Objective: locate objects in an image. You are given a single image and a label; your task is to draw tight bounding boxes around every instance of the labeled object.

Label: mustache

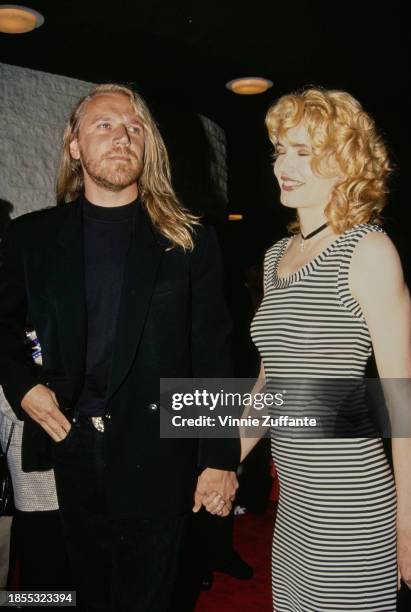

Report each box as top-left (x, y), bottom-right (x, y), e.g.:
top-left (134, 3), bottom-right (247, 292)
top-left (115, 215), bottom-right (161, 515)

top-left (104, 148), bottom-right (138, 160)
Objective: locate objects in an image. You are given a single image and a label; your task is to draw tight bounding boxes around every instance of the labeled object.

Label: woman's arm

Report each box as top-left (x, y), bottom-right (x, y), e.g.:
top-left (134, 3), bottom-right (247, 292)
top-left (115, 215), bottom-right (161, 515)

top-left (240, 361), bottom-right (268, 462)
top-left (350, 231), bottom-right (411, 589)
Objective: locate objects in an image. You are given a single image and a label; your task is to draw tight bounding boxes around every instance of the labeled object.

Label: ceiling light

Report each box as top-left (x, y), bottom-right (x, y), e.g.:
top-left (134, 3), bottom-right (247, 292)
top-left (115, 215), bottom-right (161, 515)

top-left (226, 77), bottom-right (273, 95)
top-left (0, 4), bottom-right (44, 34)
top-left (228, 214), bottom-right (243, 221)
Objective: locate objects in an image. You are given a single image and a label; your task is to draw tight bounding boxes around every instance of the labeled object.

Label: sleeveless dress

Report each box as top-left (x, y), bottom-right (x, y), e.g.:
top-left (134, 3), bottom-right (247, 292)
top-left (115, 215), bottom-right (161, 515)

top-left (250, 224), bottom-right (397, 611)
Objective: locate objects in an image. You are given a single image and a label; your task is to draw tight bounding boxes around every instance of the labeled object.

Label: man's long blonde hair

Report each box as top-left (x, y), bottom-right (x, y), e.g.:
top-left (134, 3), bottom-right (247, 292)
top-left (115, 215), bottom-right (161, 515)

top-left (56, 83), bottom-right (200, 250)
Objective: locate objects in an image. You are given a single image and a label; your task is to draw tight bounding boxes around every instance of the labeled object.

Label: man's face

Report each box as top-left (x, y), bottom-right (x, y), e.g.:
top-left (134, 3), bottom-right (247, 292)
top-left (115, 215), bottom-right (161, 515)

top-left (69, 93), bottom-right (145, 192)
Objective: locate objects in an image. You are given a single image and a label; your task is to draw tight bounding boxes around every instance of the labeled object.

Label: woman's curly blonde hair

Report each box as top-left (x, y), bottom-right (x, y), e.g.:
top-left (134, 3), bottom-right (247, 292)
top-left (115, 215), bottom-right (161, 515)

top-left (265, 87), bottom-right (392, 234)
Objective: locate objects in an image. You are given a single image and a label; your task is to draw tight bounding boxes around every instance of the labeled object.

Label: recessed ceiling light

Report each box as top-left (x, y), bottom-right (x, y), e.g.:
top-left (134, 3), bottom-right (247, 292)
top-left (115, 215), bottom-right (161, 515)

top-left (0, 4), bottom-right (44, 34)
top-left (226, 77), bottom-right (273, 95)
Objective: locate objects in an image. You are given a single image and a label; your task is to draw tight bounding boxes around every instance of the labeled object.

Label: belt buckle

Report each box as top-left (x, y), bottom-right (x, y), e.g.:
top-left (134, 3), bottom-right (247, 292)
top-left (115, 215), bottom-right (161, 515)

top-left (91, 416), bottom-right (105, 432)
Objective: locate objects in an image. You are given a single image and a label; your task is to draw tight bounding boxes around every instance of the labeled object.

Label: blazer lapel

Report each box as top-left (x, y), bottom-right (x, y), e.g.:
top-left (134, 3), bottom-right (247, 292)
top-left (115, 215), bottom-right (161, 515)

top-left (106, 207), bottom-right (166, 400)
top-left (49, 201), bottom-right (87, 396)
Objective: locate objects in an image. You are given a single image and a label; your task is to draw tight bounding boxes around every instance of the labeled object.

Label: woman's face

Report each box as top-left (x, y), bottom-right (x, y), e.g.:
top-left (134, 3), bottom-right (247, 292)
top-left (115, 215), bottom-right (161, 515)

top-left (273, 123), bottom-right (341, 211)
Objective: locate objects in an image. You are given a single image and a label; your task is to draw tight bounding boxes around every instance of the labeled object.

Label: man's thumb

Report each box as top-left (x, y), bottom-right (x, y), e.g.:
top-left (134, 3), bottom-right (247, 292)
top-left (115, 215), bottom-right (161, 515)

top-left (192, 490), bottom-right (203, 513)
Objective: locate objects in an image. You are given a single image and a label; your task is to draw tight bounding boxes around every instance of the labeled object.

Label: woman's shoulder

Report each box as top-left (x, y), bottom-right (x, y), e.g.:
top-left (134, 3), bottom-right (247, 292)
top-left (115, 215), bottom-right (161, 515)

top-left (340, 222), bottom-right (395, 250)
top-left (349, 225), bottom-right (407, 319)
top-left (340, 222), bottom-right (385, 243)
top-left (349, 224), bottom-right (399, 266)
top-left (343, 224), bottom-right (404, 293)
top-left (334, 223), bottom-right (391, 257)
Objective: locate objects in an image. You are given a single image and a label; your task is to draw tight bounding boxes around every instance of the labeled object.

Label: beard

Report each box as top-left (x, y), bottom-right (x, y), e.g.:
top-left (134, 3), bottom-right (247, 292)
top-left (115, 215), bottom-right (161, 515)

top-left (80, 147), bottom-right (143, 192)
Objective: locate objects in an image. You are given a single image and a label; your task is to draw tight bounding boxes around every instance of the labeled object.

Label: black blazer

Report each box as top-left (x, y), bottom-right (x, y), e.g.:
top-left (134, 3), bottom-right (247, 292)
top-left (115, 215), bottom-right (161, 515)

top-left (0, 199), bottom-right (239, 517)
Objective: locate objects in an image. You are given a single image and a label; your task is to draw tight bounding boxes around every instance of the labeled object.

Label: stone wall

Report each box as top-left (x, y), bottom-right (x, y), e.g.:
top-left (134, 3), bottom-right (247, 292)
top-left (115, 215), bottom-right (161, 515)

top-left (0, 63), bottom-right (91, 217)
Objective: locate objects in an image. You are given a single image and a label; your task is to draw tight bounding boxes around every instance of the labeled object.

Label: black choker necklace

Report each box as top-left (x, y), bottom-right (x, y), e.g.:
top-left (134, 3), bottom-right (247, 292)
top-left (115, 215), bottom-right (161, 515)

top-left (300, 222), bottom-right (329, 251)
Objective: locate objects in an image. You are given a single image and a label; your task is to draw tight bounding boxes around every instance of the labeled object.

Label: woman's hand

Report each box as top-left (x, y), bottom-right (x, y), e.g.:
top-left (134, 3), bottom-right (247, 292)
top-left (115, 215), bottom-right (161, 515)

top-left (202, 492), bottom-right (230, 516)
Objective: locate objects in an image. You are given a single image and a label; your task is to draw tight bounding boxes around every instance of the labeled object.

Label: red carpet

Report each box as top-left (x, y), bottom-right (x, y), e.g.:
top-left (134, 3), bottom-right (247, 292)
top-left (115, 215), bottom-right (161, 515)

top-left (196, 503), bottom-right (277, 612)
top-left (195, 499), bottom-right (411, 612)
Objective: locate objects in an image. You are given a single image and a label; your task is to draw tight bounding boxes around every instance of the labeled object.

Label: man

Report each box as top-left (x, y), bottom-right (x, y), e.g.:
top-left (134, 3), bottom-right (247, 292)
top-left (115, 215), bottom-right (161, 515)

top-left (0, 84), bottom-right (238, 611)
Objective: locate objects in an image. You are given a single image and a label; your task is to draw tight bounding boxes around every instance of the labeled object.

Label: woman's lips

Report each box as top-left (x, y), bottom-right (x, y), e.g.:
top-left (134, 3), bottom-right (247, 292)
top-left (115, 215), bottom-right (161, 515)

top-left (280, 175), bottom-right (304, 191)
top-left (281, 181), bottom-right (304, 191)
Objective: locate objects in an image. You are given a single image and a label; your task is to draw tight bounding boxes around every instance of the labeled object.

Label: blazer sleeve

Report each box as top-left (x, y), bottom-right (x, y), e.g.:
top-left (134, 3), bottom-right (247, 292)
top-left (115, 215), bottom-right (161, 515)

top-left (190, 223), bottom-right (240, 471)
top-left (0, 220), bottom-right (40, 417)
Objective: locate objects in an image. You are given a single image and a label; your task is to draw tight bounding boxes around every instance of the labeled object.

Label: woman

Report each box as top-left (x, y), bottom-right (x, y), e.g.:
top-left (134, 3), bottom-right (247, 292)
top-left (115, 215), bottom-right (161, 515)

top-left (241, 88), bottom-right (411, 610)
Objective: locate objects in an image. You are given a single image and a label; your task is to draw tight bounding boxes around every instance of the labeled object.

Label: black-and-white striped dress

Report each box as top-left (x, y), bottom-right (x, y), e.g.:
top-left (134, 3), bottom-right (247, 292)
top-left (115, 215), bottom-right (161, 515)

top-left (251, 224), bottom-right (397, 611)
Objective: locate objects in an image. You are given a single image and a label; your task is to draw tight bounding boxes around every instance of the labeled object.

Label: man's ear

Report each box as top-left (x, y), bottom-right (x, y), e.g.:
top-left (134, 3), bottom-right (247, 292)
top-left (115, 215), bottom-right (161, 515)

top-left (69, 138), bottom-right (80, 160)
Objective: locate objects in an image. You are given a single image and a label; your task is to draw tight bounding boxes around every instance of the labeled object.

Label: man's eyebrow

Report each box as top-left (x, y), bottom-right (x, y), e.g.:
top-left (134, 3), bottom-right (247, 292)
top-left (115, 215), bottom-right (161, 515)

top-left (88, 115), bottom-right (142, 125)
top-left (88, 115), bottom-right (113, 124)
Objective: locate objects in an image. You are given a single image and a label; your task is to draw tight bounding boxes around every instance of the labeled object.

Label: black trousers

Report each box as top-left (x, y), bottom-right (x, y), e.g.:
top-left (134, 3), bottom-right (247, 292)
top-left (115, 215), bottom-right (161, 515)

top-left (52, 420), bottom-right (189, 612)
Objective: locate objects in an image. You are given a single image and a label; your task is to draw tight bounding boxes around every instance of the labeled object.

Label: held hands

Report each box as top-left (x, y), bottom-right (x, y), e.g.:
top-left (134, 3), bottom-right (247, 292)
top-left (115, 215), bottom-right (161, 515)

top-left (20, 384), bottom-right (72, 442)
top-left (193, 468), bottom-right (238, 517)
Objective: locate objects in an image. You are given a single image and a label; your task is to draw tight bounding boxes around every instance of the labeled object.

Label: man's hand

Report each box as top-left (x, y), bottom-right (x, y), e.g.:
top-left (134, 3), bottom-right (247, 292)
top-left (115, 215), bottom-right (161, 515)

top-left (21, 384), bottom-right (72, 442)
top-left (193, 468), bottom-right (238, 516)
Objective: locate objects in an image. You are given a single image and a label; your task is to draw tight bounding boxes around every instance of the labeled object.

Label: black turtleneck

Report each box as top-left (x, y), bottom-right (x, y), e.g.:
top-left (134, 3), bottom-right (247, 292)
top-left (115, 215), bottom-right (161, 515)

top-left (76, 196), bottom-right (139, 417)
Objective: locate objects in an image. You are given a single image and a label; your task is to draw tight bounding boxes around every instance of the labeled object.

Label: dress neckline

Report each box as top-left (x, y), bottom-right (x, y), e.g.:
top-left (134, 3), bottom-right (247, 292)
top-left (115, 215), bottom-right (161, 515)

top-left (273, 229), bottom-right (351, 288)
